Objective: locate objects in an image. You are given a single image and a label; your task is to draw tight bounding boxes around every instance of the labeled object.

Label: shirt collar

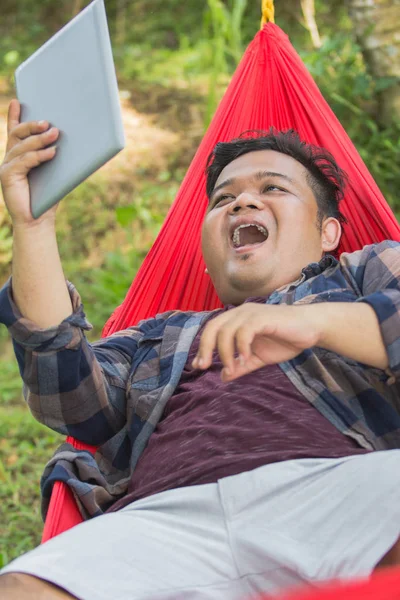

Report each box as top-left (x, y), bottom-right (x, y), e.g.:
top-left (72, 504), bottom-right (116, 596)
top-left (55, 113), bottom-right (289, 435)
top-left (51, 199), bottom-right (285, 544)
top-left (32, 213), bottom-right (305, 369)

top-left (300, 253), bottom-right (338, 280)
top-left (223, 253), bottom-right (338, 308)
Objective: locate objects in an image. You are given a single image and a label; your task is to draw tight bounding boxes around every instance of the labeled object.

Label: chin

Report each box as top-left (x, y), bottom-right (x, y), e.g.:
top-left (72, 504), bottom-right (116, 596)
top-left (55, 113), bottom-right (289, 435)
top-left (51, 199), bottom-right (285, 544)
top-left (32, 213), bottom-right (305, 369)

top-left (219, 279), bottom-right (266, 305)
top-left (230, 269), bottom-right (268, 289)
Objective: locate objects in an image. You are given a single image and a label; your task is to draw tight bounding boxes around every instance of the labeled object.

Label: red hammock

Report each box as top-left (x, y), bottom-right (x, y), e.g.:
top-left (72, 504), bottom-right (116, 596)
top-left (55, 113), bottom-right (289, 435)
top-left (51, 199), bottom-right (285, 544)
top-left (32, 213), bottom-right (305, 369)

top-left (42, 22), bottom-right (400, 545)
top-left (259, 565), bottom-right (400, 599)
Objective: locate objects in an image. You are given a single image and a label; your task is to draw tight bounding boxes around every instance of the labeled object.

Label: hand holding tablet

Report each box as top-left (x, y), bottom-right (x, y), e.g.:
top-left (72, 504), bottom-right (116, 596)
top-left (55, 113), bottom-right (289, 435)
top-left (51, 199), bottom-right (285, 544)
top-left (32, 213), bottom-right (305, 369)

top-left (0, 101), bottom-right (60, 227)
top-left (7, 0), bottom-right (125, 220)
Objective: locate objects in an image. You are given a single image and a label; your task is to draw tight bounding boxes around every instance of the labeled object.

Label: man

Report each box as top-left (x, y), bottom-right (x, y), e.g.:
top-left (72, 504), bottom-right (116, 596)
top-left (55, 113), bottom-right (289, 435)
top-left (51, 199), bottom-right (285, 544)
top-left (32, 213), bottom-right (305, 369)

top-left (0, 98), bottom-right (400, 600)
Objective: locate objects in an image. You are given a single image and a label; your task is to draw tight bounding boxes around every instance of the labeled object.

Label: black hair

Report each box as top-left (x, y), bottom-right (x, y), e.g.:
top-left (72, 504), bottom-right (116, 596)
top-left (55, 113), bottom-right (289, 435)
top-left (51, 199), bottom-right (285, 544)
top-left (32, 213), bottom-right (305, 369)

top-left (205, 129), bottom-right (348, 231)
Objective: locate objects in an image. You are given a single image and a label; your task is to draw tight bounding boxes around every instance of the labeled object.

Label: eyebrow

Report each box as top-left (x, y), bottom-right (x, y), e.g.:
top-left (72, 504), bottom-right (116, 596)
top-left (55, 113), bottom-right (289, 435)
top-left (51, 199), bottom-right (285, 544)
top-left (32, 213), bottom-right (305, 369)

top-left (209, 170), bottom-right (295, 201)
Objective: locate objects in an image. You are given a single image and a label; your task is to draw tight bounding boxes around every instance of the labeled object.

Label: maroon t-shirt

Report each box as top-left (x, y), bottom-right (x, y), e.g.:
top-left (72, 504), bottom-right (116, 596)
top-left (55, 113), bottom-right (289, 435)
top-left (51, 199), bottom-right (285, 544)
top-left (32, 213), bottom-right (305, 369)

top-left (110, 297), bottom-right (371, 512)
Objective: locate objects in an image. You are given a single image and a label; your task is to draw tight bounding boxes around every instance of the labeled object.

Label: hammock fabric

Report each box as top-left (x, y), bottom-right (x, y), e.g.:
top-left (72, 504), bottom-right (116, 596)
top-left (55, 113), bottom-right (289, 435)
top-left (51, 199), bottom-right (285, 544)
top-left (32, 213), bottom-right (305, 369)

top-left (42, 21), bottom-right (400, 546)
top-left (259, 565), bottom-right (400, 599)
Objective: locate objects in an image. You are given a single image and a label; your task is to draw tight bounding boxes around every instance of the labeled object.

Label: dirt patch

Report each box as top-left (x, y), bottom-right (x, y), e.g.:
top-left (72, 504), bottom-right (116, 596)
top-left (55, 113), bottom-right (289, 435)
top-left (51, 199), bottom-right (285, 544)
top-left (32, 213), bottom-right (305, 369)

top-left (99, 94), bottom-right (180, 178)
top-left (0, 90), bottom-right (181, 199)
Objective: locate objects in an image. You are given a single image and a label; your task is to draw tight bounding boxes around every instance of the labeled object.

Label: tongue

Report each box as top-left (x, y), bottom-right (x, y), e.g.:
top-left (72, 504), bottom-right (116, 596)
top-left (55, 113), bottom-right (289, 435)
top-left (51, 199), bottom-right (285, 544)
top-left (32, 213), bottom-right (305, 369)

top-left (238, 226), bottom-right (267, 247)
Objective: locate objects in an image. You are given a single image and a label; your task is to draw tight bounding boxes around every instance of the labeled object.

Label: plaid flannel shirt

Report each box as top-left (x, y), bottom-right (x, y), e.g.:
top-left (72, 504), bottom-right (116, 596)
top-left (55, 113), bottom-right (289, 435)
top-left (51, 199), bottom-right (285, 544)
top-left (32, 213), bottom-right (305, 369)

top-left (1, 240), bottom-right (400, 520)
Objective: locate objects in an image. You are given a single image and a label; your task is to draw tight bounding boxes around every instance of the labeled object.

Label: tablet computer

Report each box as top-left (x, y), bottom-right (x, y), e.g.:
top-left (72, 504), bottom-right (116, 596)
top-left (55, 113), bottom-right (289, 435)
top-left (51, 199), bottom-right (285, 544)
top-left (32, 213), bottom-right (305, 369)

top-left (14, 0), bottom-right (125, 219)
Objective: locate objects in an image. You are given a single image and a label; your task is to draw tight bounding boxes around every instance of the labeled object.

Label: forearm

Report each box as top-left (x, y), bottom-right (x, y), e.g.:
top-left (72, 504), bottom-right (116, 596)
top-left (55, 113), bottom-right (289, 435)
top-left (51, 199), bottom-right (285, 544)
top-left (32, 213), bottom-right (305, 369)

top-left (12, 220), bottom-right (73, 328)
top-left (311, 302), bottom-right (389, 370)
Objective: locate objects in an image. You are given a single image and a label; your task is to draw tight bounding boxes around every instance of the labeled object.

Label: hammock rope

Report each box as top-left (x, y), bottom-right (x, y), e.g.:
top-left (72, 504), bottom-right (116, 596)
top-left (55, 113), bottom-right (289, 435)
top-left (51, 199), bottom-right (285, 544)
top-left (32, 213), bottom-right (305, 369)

top-left (261, 0), bottom-right (275, 26)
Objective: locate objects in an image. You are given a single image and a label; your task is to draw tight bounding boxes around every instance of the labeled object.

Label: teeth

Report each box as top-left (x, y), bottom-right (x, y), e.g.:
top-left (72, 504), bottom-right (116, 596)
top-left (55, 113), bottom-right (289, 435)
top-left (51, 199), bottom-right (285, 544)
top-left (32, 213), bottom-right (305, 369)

top-left (232, 223), bottom-right (268, 247)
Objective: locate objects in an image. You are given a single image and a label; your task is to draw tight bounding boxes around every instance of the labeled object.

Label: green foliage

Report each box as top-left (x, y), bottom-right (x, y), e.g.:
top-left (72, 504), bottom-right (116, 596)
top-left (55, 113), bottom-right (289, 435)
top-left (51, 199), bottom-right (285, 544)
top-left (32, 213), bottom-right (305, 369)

top-left (3, 50), bottom-right (20, 67)
top-left (0, 358), bottom-right (22, 404)
top-left (0, 404), bottom-right (63, 564)
top-left (204, 0), bottom-right (247, 126)
top-left (301, 34), bottom-right (400, 217)
top-left (0, 218), bottom-right (13, 271)
top-left (116, 41), bottom-right (210, 88)
top-left (75, 247), bottom-right (146, 334)
top-left (60, 175), bottom-right (178, 335)
top-left (81, 186), bottom-right (176, 333)
top-left (206, 0), bottom-right (247, 66)
top-left (116, 183), bottom-right (173, 229)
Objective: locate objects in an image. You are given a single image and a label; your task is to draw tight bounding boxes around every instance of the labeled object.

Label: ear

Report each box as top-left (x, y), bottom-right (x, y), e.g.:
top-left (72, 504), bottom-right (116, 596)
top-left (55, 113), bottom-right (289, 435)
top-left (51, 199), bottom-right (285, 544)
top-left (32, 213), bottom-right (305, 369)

top-left (321, 217), bottom-right (342, 253)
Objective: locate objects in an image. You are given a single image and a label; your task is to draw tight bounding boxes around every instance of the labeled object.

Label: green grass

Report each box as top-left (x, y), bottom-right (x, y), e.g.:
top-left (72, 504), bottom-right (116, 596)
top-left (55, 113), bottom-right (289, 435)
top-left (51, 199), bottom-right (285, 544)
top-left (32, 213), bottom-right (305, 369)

top-left (0, 355), bottom-right (22, 404)
top-left (0, 400), bottom-right (63, 567)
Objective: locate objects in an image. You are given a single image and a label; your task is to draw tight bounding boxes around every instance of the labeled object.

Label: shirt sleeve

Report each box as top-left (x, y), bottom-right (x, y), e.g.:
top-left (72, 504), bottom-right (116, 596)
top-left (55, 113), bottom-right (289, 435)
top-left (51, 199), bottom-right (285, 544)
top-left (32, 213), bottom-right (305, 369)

top-left (340, 240), bottom-right (400, 381)
top-left (0, 277), bottom-right (142, 445)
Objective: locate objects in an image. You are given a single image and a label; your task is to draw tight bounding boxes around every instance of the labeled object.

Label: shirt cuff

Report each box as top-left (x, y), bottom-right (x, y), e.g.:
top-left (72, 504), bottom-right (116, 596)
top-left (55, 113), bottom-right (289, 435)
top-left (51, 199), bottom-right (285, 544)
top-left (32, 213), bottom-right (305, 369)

top-left (357, 289), bottom-right (400, 383)
top-left (0, 277), bottom-right (93, 352)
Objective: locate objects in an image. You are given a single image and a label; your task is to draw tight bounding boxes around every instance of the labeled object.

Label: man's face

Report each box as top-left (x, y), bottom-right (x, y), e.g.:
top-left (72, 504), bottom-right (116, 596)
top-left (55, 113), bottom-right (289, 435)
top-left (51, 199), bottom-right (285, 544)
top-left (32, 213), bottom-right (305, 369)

top-left (202, 149), bottom-right (340, 305)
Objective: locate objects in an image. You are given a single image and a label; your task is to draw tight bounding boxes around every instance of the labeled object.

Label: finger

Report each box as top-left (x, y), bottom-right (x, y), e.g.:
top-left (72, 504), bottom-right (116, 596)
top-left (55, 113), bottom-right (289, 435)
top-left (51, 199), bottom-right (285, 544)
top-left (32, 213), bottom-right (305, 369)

top-left (9, 120), bottom-right (51, 148)
top-left (192, 307), bottom-right (247, 369)
top-left (216, 324), bottom-right (238, 375)
top-left (218, 313), bottom-right (263, 376)
top-left (193, 322), bottom-right (219, 369)
top-left (1, 147), bottom-right (57, 183)
top-left (192, 314), bottom-right (231, 368)
top-left (6, 127), bottom-right (58, 162)
top-left (235, 324), bottom-right (256, 363)
top-left (7, 99), bottom-right (20, 136)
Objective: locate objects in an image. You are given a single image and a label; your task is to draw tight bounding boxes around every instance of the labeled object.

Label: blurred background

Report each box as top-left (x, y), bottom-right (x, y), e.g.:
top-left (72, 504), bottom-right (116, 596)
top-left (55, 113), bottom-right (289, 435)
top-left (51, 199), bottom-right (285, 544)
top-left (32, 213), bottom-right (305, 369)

top-left (0, 0), bottom-right (399, 566)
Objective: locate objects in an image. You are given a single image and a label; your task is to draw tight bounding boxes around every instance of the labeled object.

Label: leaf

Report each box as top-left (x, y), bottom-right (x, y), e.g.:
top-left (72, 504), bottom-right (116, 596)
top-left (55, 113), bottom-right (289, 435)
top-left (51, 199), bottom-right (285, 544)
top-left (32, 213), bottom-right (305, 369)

top-left (115, 205), bottom-right (137, 227)
top-left (0, 551), bottom-right (8, 569)
top-left (374, 76), bottom-right (400, 93)
top-left (158, 170), bottom-right (171, 183)
top-left (3, 50), bottom-right (19, 66)
top-left (330, 92), bottom-right (364, 115)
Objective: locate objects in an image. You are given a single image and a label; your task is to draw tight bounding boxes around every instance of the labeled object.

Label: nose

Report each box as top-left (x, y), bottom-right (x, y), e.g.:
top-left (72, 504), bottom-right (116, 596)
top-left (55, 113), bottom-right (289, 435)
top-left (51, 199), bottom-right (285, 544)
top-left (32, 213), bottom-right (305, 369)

top-left (229, 192), bottom-right (264, 213)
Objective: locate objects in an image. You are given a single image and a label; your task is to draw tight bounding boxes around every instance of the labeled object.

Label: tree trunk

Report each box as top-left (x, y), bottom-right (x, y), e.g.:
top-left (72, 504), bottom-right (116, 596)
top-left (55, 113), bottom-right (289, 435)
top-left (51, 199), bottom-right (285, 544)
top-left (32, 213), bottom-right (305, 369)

top-left (347, 0), bottom-right (400, 126)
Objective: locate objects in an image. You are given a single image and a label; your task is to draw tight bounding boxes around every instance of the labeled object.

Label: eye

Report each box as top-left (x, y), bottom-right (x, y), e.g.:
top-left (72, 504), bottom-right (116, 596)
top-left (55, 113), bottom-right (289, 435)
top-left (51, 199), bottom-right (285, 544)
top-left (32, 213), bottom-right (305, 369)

top-left (262, 184), bottom-right (285, 193)
top-left (211, 194), bottom-right (234, 208)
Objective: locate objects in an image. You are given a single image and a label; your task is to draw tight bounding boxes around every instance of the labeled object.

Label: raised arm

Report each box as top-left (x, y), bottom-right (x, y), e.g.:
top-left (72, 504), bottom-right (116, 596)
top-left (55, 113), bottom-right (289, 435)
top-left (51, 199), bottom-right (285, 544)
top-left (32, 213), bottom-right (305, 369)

top-left (0, 99), bottom-right (72, 327)
top-left (0, 99), bottom-right (135, 445)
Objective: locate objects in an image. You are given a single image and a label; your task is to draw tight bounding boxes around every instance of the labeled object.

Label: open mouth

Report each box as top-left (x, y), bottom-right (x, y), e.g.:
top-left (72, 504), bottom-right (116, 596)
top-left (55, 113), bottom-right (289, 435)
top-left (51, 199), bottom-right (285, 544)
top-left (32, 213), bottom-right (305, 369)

top-left (231, 223), bottom-right (269, 250)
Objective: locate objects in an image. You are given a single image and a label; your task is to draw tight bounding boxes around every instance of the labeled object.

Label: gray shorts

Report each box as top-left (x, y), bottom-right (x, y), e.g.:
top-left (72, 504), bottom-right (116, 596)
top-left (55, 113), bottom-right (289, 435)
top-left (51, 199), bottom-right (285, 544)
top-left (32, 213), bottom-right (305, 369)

top-left (2, 450), bottom-right (400, 600)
